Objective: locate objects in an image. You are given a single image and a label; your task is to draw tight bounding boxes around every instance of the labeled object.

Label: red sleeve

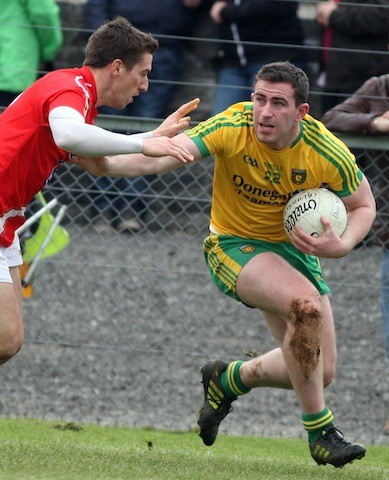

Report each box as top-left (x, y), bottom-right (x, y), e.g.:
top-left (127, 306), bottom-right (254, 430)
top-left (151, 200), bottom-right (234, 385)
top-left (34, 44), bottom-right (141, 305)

top-left (48, 90), bottom-right (89, 116)
top-left (42, 68), bottom-right (98, 123)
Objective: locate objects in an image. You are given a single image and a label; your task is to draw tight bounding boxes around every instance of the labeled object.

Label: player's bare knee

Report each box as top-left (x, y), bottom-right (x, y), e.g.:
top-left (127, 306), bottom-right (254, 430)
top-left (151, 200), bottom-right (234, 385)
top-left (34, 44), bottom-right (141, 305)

top-left (0, 328), bottom-right (24, 364)
top-left (288, 298), bottom-right (323, 379)
top-left (0, 339), bottom-right (23, 364)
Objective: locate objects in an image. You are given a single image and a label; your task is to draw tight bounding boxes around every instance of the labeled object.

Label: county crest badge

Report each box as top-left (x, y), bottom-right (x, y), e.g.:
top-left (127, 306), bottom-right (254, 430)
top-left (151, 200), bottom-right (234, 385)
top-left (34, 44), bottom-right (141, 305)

top-left (291, 169), bottom-right (307, 185)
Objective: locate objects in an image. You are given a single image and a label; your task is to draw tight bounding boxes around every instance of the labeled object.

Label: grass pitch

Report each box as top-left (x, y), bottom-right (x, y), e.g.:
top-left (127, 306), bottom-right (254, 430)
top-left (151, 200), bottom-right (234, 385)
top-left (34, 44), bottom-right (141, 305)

top-left (0, 418), bottom-right (387, 479)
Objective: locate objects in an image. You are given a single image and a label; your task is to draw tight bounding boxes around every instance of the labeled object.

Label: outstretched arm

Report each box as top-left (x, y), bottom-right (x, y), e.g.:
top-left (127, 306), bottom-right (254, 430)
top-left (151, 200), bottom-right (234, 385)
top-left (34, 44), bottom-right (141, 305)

top-left (70, 132), bottom-right (202, 177)
top-left (49, 98), bottom-right (200, 161)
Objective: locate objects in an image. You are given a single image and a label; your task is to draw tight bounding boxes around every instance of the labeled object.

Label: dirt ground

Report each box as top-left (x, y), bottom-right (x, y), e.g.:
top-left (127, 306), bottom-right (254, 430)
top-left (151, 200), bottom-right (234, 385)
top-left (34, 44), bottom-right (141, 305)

top-left (1, 223), bottom-right (388, 449)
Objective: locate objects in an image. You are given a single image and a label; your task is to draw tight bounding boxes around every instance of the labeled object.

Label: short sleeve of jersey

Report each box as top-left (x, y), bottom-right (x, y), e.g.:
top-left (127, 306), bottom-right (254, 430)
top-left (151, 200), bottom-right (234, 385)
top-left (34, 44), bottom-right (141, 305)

top-left (49, 90), bottom-right (88, 116)
top-left (41, 66), bottom-right (97, 123)
top-left (301, 116), bottom-right (363, 197)
top-left (186, 103), bottom-right (253, 158)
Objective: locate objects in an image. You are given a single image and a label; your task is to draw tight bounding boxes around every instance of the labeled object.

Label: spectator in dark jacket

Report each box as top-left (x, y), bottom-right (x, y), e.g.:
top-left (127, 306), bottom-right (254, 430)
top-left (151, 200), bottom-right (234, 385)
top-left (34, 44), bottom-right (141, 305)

top-left (85, 0), bottom-right (204, 233)
top-left (316, 0), bottom-right (389, 113)
top-left (86, 0), bottom-right (204, 119)
top-left (209, 0), bottom-right (307, 114)
top-left (321, 74), bottom-right (389, 432)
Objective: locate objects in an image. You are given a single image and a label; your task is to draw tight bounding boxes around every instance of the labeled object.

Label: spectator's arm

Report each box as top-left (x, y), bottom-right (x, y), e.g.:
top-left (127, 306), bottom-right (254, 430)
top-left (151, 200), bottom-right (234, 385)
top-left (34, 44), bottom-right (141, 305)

top-left (321, 76), bottom-right (389, 134)
top-left (322, 109), bottom-right (379, 134)
top-left (329, 0), bottom-right (388, 37)
top-left (370, 115), bottom-right (389, 134)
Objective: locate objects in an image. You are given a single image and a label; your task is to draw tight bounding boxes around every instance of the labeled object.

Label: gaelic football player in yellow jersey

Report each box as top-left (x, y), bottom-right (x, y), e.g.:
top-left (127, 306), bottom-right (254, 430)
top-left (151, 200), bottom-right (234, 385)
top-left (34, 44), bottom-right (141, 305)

top-left (74, 61), bottom-right (376, 468)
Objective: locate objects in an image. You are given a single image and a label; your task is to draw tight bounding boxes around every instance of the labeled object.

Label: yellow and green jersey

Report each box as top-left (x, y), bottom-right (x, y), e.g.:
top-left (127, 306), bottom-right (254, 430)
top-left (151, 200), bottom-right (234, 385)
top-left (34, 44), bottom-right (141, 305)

top-left (186, 102), bottom-right (362, 243)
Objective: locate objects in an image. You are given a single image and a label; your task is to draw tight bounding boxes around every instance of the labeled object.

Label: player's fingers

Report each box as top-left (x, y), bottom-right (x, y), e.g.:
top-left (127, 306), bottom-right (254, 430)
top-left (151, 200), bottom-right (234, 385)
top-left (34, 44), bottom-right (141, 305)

top-left (293, 224), bottom-right (311, 239)
top-left (170, 144), bottom-right (194, 163)
top-left (320, 216), bottom-right (334, 233)
top-left (320, 216), bottom-right (331, 226)
top-left (174, 98), bottom-right (200, 117)
top-left (177, 116), bottom-right (190, 124)
top-left (171, 117), bottom-right (190, 131)
top-left (68, 155), bottom-right (79, 164)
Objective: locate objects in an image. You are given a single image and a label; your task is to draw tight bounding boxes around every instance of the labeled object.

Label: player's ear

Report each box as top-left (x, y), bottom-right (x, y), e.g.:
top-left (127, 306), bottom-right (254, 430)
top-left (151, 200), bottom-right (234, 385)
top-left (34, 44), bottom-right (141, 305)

top-left (297, 102), bottom-right (309, 120)
top-left (111, 59), bottom-right (123, 76)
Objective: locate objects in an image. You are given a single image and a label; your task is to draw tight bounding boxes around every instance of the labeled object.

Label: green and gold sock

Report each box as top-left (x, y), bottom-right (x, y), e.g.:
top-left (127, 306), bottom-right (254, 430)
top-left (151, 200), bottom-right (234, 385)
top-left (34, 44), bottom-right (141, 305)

top-left (302, 407), bottom-right (334, 443)
top-left (221, 360), bottom-right (251, 397)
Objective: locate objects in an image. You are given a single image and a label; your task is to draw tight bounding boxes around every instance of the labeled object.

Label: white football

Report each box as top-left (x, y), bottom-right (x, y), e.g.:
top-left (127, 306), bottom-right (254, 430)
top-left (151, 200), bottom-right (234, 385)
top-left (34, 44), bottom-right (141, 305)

top-left (283, 188), bottom-right (348, 238)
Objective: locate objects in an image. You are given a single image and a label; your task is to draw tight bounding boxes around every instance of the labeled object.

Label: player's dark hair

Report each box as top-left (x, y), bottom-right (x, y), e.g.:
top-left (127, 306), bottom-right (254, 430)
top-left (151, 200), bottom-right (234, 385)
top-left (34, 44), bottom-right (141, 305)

top-left (254, 61), bottom-right (309, 106)
top-left (83, 16), bottom-right (158, 70)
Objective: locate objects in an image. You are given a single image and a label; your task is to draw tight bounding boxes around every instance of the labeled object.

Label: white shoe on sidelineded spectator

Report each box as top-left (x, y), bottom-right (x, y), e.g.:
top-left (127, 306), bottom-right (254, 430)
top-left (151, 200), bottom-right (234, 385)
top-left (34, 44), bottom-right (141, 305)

top-left (91, 217), bottom-right (113, 234)
top-left (114, 218), bottom-right (142, 233)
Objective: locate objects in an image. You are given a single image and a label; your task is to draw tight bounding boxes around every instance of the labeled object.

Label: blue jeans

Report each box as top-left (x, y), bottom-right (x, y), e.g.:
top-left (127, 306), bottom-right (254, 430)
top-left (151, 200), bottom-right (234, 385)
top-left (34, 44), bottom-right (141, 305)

top-left (382, 247), bottom-right (389, 360)
top-left (92, 175), bottom-right (153, 218)
top-left (212, 61), bottom-right (307, 115)
top-left (213, 64), bottom-right (261, 115)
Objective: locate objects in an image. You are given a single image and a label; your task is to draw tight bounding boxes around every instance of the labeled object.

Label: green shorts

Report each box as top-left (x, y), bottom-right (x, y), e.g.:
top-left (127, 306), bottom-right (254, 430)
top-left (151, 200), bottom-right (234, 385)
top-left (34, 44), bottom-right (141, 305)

top-left (203, 233), bottom-right (330, 302)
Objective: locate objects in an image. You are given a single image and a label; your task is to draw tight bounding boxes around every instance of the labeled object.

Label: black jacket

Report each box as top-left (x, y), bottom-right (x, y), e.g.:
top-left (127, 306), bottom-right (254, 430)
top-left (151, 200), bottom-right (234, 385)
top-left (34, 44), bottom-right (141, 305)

top-left (324, 0), bottom-right (389, 94)
top-left (85, 0), bottom-right (199, 46)
top-left (214, 0), bottom-right (306, 67)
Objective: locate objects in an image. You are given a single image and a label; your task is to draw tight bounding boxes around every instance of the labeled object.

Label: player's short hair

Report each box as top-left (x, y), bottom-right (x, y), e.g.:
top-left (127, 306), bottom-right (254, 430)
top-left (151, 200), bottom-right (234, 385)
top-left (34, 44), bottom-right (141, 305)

top-left (83, 16), bottom-right (158, 70)
top-left (254, 61), bottom-right (309, 106)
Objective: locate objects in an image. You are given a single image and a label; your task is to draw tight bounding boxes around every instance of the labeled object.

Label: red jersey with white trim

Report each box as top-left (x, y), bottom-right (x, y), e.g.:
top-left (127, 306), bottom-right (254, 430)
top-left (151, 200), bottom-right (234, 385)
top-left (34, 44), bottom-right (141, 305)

top-left (0, 66), bottom-right (97, 247)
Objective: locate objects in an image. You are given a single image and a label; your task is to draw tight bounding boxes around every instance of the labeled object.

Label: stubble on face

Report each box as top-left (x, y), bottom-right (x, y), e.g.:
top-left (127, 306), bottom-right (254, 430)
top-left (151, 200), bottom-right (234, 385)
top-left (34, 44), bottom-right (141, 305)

top-left (252, 81), bottom-right (303, 150)
top-left (114, 53), bottom-right (153, 109)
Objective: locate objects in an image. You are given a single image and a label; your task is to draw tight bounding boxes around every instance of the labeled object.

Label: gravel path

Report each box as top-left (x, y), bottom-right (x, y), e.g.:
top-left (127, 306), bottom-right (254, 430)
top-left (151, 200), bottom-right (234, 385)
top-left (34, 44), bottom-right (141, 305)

top-left (1, 222), bottom-right (388, 449)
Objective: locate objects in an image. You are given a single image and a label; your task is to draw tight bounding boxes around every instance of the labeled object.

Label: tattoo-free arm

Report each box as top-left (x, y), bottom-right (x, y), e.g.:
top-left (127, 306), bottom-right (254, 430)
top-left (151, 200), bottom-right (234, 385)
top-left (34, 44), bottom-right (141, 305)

top-left (70, 132), bottom-right (202, 177)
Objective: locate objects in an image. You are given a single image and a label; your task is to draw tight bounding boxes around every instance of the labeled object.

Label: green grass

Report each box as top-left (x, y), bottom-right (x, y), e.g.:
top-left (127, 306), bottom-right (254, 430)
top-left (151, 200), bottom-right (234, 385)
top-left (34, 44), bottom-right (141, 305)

top-left (0, 418), bottom-right (387, 479)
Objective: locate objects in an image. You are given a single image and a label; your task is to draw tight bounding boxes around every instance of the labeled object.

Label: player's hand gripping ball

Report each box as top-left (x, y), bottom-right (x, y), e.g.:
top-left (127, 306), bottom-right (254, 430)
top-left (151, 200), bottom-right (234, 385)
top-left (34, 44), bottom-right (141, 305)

top-left (283, 188), bottom-right (348, 238)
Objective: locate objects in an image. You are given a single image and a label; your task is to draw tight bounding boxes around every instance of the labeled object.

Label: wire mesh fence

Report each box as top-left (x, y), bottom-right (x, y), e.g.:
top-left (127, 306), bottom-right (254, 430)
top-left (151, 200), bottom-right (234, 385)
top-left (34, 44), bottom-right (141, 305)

top-left (1, 2), bottom-right (389, 446)
top-left (3, 119), bottom-right (388, 445)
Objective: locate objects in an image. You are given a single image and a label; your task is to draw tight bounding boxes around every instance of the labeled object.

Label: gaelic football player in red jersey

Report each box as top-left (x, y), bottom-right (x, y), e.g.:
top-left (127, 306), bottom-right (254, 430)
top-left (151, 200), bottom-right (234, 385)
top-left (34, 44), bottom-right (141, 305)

top-left (0, 16), bottom-right (197, 368)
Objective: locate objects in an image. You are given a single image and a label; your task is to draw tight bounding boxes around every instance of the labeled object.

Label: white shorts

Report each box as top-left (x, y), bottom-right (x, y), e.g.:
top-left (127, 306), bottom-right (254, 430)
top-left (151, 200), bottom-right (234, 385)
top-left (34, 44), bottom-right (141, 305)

top-left (0, 235), bottom-right (23, 283)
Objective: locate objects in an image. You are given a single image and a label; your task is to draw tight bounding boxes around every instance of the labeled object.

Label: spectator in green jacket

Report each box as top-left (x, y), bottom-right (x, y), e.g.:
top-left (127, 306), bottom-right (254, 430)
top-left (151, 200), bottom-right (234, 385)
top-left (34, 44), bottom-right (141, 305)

top-left (0, 0), bottom-right (63, 107)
